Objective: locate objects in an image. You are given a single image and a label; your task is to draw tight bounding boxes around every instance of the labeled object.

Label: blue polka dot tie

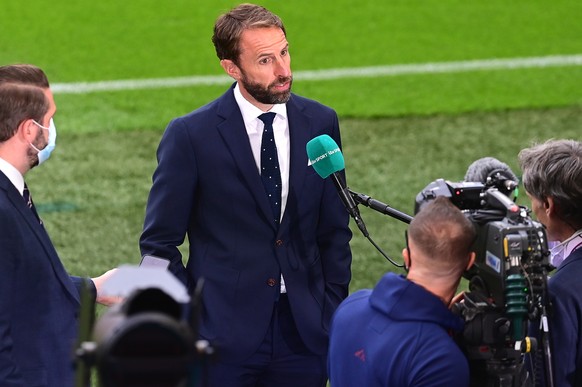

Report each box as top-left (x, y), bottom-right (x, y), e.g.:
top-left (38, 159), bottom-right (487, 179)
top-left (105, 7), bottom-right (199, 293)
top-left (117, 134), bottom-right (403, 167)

top-left (259, 112), bottom-right (281, 226)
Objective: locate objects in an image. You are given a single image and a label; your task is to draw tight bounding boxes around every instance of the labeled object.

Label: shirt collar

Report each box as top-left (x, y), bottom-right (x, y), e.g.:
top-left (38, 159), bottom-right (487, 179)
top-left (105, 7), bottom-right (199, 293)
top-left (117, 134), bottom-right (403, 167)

top-left (0, 157), bottom-right (25, 195)
top-left (233, 83), bottom-right (287, 133)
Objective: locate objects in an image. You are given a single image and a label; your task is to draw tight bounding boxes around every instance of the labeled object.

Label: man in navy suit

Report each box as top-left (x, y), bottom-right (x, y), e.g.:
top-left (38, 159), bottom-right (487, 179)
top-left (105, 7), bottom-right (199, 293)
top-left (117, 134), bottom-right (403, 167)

top-left (0, 64), bottom-right (115, 387)
top-left (519, 139), bottom-right (582, 386)
top-left (140, 3), bottom-right (353, 386)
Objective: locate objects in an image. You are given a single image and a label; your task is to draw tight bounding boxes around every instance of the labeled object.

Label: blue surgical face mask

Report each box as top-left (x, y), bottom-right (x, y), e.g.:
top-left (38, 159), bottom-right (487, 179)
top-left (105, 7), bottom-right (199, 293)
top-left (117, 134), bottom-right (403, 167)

top-left (30, 118), bottom-right (57, 164)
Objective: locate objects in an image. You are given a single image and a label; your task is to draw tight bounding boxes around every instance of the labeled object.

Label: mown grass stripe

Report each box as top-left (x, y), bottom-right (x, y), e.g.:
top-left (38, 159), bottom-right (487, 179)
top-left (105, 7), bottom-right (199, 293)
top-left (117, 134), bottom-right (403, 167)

top-left (52, 54), bottom-right (582, 94)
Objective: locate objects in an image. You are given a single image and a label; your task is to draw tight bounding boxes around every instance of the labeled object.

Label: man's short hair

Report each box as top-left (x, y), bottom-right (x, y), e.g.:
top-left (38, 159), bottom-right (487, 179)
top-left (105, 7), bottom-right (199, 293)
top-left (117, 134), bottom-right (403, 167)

top-left (0, 64), bottom-right (50, 142)
top-left (519, 139), bottom-right (582, 230)
top-left (212, 3), bottom-right (286, 64)
top-left (409, 196), bottom-right (476, 273)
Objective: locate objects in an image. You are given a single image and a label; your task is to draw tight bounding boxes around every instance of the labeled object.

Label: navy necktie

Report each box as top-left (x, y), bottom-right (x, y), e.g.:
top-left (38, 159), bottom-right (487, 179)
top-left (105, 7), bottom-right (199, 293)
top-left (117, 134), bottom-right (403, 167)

top-left (259, 112), bottom-right (281, 226)
top-left (23, 183), bottom-right (42, 224)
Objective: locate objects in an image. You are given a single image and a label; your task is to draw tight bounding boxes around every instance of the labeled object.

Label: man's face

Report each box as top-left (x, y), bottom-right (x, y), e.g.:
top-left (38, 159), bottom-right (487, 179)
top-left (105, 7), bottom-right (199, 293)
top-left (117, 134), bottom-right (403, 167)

top-left (230, 27), bottom-right (292, 109)
top-left (526, 191), bottom-right (555, 239)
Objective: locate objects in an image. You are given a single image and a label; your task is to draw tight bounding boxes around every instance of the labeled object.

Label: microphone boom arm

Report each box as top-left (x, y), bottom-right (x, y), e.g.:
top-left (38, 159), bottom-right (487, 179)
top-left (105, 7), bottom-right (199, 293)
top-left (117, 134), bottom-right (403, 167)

top-left (348, 189), bottom-right (413, 224)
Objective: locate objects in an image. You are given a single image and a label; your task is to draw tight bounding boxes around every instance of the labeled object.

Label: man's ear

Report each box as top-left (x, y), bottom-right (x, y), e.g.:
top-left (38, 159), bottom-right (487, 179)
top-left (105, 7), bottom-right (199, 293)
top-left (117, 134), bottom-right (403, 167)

top-left (466, 252), bottom-right (476, 271)
top-left (17, 119), bottom-right (37, 143)
top-left (220, 59), bottom-right (240, 80)
top-left (544, 197), bottom-right (555, 216)
top-left (402, 248), bottom-right (410, 270)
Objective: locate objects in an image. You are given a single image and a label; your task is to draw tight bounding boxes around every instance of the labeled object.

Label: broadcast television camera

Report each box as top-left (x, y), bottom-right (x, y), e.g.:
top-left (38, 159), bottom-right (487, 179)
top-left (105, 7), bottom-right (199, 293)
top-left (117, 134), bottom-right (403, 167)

top-left (75, 267), bottom-right (215, 387)
top-left (415, 177), bottom-right (554, 387)
top-left (306, 136), bottom-right (553, 385)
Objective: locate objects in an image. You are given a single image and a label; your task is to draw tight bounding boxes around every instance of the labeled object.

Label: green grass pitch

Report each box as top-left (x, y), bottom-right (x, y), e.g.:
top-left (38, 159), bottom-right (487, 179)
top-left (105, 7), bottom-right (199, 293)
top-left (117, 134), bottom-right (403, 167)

top-left (2, 0), bottom-right (581, 294)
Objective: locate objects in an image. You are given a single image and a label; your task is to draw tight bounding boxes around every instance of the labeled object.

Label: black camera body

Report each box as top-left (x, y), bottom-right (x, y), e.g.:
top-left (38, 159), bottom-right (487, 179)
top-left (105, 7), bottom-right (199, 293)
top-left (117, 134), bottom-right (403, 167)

top-left (75, 273), bottom-right (214, 387)
top-left (415, 178), bottom-right (553, 386)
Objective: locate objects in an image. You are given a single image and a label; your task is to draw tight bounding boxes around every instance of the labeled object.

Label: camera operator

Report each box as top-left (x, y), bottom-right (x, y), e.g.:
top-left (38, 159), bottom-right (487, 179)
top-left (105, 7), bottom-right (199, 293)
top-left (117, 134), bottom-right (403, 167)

top-left (328, 196), bottom-right (476, 386)
top-left (519, 139), bottom-right (582, 386)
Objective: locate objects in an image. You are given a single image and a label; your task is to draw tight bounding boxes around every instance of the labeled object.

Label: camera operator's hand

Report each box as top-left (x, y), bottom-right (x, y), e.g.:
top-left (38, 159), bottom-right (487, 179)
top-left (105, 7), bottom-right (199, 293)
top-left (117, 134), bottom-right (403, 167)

top-left (92, 268), bottom-right (123, 306)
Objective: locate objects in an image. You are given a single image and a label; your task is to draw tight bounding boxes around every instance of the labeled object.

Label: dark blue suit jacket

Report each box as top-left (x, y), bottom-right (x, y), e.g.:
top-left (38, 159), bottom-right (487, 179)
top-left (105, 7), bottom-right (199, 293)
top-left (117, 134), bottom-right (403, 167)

top-left (545, 248), bottom-right (582, 386)
top-left (140, 84), bottom-right (353, 363)
top-left (0, 171), bottom-right (91, 387)
top-left (527, 248), bottom-right (582, 386)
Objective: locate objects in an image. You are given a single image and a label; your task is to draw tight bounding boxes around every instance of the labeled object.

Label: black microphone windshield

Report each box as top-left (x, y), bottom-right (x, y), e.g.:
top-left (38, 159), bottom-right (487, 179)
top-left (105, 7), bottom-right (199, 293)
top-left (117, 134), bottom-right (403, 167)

top-left (464, 157), bottom-right (518, 196)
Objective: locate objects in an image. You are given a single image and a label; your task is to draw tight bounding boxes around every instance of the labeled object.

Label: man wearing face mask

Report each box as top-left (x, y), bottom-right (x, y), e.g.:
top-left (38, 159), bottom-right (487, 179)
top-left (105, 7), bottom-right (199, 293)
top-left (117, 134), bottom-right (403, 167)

top-left (0, 64), bottom-right (116, 387)
top-left (519, 139), bottom-right (582, 387)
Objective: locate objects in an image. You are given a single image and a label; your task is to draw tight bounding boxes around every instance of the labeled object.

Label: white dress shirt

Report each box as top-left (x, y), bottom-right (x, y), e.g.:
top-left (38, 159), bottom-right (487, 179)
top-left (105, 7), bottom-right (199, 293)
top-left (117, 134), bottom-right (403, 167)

top-left (0, 157), bottom-right (25, 196)
top-left (233, 83), bottom-right (290, 293)
top-left (233, 83), bottom-right (290, 220)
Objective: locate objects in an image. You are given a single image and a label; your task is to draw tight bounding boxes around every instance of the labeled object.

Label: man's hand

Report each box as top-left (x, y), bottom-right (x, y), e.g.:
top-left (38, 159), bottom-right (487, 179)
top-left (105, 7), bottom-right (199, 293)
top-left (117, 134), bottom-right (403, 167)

top-left (92, 268), bottom-right (122, 306)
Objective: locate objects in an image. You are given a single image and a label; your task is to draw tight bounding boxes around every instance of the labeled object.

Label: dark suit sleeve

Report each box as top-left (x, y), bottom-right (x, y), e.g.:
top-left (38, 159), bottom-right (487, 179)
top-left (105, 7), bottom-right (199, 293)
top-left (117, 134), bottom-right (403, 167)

top-left (0, 214), bottom-right (25, 386)
top-left (69, 276), bottom-right (96, 301)
top-left (140, 118), bottom-right (197, 286)
top-left (546, 270), bottom-right (582, 386)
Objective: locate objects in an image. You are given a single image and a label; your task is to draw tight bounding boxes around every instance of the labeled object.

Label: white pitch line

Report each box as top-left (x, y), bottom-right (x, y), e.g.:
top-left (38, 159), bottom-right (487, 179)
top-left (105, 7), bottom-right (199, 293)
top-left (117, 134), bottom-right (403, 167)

top-left (51, 54), bottom-right (582, 95)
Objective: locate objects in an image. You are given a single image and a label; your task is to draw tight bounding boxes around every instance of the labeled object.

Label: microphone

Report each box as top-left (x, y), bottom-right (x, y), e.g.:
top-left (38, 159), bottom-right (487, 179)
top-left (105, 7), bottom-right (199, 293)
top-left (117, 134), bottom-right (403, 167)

top-left (306, 135), bottom-right (368, 236)
top-left (464, 157), bottom-right (519, 196)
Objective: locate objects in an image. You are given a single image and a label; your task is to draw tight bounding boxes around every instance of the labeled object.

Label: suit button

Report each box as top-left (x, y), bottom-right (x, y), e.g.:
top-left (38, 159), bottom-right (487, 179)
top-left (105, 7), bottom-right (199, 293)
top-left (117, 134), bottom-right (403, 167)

top-left (275, 239), bottom-right (283, 246)
top-left (267, 278), bottom-right (277, 287)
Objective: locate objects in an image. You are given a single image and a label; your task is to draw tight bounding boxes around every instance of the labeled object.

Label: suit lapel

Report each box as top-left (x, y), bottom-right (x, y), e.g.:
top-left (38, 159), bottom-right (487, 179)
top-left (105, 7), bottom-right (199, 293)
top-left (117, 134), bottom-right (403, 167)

top-left (280, 96), bottom-right (312, 233)
top-left (215, 88), bottom-right (276, 229)
top-left (214, 88), bottom-right (314, 232)
top-left (287, 96), bottom-right (311, 205)
top-left (0, 173), bottom-right (80, 304)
